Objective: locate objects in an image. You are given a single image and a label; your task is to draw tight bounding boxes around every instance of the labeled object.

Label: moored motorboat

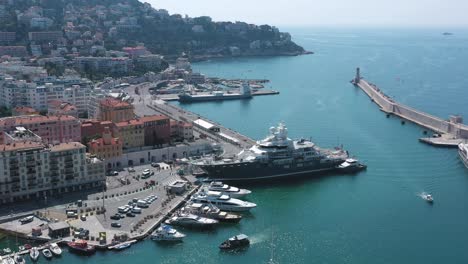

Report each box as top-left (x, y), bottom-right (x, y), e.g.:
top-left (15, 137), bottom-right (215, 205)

top-left (207, 182), bottom-right (251, 198)
top-left (67, 240), bottom-right (96, 255)
top-left (336, 158), bottom-right (367, 173)
top-left (2, 256), bottom-right (15, 264)
top-left (29, 248), bottom-right (39, 262)
top-left (41, 249), bottom-right (52, 259)
top-left (458, 143), bottom-right (468, 169)
top-left (110, 242), bottom-right (132, 251)
top-left (2, 249), bottom-right (12, 255)
top-left (49, 243), bottom-right (62, 256)
top-left (165, 212), bottom-right (218, 228)
top-left (191, 191), bottom-right (256, 212)
top-left (13, 254), bottom-right (25, 264)
top-left (182, 202), bottom-right (242, 223)
top-left (219, 234), bottom-right (250, 250)
top-left (150, 225), bottom-right (186, 242)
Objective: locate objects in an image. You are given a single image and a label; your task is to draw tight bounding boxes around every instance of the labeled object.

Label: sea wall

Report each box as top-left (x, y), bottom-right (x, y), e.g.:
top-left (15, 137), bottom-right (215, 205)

top-left (358, 80), bottom-right (394, 112)
top-left (356, 79), bottom-right (468, 138)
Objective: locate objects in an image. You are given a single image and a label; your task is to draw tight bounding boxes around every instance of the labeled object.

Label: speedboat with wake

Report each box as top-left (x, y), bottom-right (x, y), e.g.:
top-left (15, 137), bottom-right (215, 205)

top-left (151, 225), bottom-right (186, 241)
top-left (422, 193), bottom-right (434, 203)
top-left (219, 234), bottom-right (250, 250)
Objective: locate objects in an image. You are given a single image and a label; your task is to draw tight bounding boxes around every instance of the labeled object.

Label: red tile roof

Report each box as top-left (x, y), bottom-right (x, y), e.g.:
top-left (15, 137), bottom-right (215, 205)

top-left (100, 97), bottom-right (132, 108)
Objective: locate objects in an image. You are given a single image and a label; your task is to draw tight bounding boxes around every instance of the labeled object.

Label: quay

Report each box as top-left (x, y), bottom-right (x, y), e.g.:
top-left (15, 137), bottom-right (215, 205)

top-left (352, 68), bottom-right (468, 147)
top-left (0, 168), bottom-right (202, 254)
top-left (156, 89), bottom-right (280, 102)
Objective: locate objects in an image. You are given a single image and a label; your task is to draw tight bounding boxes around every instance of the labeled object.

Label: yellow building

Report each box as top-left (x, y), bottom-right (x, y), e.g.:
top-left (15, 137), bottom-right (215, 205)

top-left (115, 119), bottom-right (145, 149)
top-left (99, 97), bottom-right (134, 123)
top-left (87, 127), bottom-right (123, 161)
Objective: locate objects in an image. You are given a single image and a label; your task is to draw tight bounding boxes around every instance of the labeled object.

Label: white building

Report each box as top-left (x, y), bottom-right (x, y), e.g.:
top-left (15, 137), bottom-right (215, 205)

top-left (0, 78), bottom-right (48, 110)
top-left (0, 141), bottom-right (105, 204)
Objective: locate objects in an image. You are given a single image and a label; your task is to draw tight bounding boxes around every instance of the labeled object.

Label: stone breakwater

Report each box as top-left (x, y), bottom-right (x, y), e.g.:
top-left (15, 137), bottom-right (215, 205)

top-left (354, 78), bottom-right (468, 140)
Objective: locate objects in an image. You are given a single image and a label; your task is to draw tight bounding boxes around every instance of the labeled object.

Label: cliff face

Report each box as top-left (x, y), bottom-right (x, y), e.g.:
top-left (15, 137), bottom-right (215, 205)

top-left (2, 0), bottom-right (308, 59)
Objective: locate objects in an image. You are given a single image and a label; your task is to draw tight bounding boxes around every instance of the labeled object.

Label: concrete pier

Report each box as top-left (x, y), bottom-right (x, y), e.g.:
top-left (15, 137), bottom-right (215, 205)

top-left (352, 68), bottom-right (468, 146)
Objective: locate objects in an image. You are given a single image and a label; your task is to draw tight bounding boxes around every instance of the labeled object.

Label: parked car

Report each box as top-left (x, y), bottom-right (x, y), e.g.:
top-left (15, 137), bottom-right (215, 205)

top-left (151, 162), bottom-right (160, 168)
top-left (111, 222), bottom-right (121, 228)
top-left (110, 214), bottom-right (121, 220)
top-left (126, 212), bottom-right (136, 217)
top-left (131, 207), bottom-right (142, 214)
top-left (128, 167), bottom-right (135, 172)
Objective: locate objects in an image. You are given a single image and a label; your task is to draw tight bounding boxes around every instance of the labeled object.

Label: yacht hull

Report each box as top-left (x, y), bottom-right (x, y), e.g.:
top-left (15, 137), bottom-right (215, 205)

top-left (199, 159), bottom-right (344, 182)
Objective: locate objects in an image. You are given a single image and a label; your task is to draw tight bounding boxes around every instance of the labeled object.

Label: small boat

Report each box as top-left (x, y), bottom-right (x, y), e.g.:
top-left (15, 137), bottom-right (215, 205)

top-left (29, 248), bottom-right (39, 262)
top-left (165, 212), bottom-right (218, 228)
top-left (13, 255), bottom-right (25, 264)
top-left (2, 249), bottom-right (12, 255)
top-left (219, 234), bottom-right (250, 250)
top-left (150, 225), bottom-right (185, 242)
top-left (2, 256), bottom-right (15, 264)
top-left (49, 243), bottom-right (62, 256)
top-left (110, 242), bottom-right (132, 251)
top-left (67, 240), bottom-right (96, 255)
top-left (422, 193), bottom-right (434, 203)
top-left (41, 249), bottom-right (52, 259)
top-left (336, 158), bottom-right (367, 173)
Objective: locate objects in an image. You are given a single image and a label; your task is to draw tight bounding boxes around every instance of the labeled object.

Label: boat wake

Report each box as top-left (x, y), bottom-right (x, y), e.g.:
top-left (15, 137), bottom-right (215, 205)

top-left (418, 192), bottom-right (430, 199)
top-left (249, 230), bottom-right (271, 245)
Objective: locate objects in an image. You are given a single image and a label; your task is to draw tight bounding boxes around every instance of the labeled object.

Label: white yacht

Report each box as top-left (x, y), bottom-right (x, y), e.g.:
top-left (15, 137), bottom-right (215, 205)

top-left (165, 213), bottom-right (218, 228)
top-left (151, 225), bottom-right (186, 241)
top-left (13, 255), bottom-right (25, 264)
top-left (182, 202), bottom-right (242, 223)
top-left (191, 191), bottom-right (256, 212)
top-left (2, 256), bottom-right (15, 264)
top-left (49, 243), bottom-right (62, 256)
top-left (207, 182), bottom-right (251, 198)
top-left (458, 143), bottom-right (468, 169)
top-left (29, 247), bottom-right (39, 261)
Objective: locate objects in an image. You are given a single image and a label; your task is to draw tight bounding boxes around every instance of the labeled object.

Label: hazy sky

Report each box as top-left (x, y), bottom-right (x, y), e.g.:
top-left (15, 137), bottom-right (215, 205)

top-left (145, 0), bottom-right (468, 27)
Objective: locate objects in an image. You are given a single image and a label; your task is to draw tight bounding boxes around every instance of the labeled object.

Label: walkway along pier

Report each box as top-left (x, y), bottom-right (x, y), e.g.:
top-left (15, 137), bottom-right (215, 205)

top-left (352, 68), bottom-right (468, 147)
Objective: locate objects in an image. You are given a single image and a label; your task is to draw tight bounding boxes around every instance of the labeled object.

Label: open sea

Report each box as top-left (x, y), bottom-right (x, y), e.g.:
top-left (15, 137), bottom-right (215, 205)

top-left (3, 27), bottom-right (468, 263)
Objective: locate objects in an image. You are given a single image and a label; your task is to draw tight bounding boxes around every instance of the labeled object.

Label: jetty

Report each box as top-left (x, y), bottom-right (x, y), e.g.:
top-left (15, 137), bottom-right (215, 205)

top-left (352, 68), bottom-right (468, 147)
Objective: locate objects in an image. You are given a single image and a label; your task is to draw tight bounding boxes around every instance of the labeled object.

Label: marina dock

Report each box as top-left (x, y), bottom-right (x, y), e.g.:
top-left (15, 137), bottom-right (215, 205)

top-left (352, 68), bottom-right (468, 147)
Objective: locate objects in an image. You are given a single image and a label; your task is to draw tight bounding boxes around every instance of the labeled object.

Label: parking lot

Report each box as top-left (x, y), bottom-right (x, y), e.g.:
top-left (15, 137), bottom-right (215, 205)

top-left (67, 163), bottom-right (195, 239)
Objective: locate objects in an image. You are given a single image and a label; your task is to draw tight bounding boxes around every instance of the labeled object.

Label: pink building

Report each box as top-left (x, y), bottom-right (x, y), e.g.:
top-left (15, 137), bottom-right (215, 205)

top-left (0, 115), bottom-right (81, 144)
top-left (122, 46), bottom-right (150, 58)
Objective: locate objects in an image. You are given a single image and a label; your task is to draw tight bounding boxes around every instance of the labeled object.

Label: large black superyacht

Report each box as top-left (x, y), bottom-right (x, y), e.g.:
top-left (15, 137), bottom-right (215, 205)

top-left (194, 123), bottom-right (364, 181)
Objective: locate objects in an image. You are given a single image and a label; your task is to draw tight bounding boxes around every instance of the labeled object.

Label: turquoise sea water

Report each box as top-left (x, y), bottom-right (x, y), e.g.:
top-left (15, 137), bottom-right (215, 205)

top-left (4, 28), bottom-right (468, 263)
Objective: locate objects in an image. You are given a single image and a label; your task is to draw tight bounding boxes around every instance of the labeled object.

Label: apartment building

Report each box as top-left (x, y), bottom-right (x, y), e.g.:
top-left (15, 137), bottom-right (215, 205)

top-left (0, 141), bottom-right (105, 204)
